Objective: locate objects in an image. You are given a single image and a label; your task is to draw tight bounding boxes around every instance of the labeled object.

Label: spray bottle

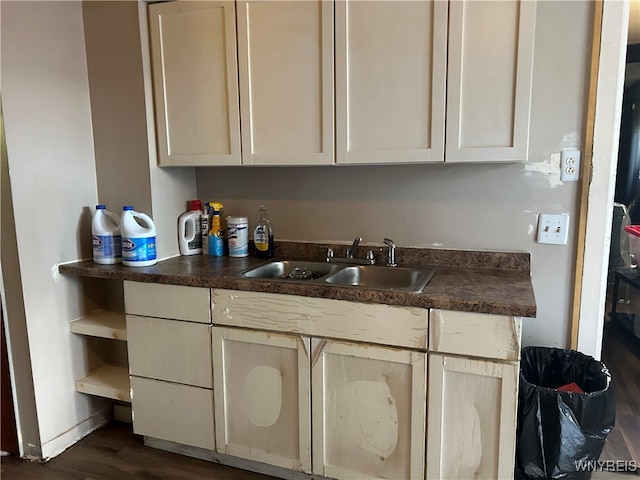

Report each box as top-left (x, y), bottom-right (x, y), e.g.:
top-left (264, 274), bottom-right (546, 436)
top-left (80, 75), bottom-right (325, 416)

top-left (208, 202), bottom-right (225, 256)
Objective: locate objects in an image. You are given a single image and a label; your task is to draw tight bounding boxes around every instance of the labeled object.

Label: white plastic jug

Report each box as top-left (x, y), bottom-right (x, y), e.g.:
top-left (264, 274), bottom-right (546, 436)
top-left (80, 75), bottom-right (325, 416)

top-left (92, 204), bottom-right (121, 264)
top-left (178, 200), bottom-right (202, 255)
top-left (121, 206), bottom-right (157, 267)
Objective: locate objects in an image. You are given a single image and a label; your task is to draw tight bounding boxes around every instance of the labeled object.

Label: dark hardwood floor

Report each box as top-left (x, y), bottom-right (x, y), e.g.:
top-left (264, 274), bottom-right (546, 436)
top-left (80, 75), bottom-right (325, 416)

top-left (0, 422), bottom-right (277, 480)
top-left (600, 318), bottom-right (640, 467)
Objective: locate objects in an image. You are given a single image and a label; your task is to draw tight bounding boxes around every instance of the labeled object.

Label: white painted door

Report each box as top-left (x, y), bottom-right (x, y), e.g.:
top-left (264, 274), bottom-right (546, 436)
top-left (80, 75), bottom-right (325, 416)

top-left (148, 1), bottom-right (241, 166)
top-left (236, 0), bottom-right (334, 165)
top-left (312, 340), bottom-right (427, 480)
top-left (212, 327), bottom-right (311, 473)
top-left (335, 0), bottom-right (447, 164)
top-left (426, 355), bottom-right (519, 479)
top-left (446, 0), bottom-right (536, 162)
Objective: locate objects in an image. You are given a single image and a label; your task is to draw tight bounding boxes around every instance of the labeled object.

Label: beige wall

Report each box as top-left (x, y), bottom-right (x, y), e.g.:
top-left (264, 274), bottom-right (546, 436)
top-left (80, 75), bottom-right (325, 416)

top-left (197, 1), bottom-right (594, 349)
top-left (1, 0), bottom-right (110, 458)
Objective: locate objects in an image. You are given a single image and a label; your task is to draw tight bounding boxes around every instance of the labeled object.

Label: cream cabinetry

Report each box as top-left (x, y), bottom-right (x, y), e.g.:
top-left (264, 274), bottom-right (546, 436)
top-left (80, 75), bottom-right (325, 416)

top-left (124, 281), bottom-right (215, 450)
top-left (446, 0), bottom-right (536, 162)
top-left (312, 340), bottom-right (427, 480)
top-left (237, 0), bottom-right (334, 166)
top-left (148, 1), bottom-right (241, 166)
top-left (212, 327), bottom-right (311, 472)
top-left (335, 1), bottom-right (447, 164)
top-left (212, 289), bottom-right (428, 479)
top-left (146, 0), bottom-right (536, 167)
top-left (426, 309), bottom-right (522, 479)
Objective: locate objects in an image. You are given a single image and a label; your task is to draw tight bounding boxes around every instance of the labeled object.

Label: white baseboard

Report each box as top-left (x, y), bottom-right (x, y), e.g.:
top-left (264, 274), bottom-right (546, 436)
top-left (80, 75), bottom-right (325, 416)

top-left (40, 406), bottom-right (111, 460)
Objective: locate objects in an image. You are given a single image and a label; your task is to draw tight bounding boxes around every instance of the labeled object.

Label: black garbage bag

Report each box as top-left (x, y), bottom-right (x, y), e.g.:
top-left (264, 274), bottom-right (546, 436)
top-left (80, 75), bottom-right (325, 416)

top-left (515, 346), bottom-right (615, 479)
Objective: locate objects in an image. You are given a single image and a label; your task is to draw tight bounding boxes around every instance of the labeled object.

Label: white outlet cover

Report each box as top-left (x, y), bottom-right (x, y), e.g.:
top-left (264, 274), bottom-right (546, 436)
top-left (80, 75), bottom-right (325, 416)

top-left (560, 149), bottom-right (580, 182)
top-left (537, 213), bottom-right (570, 245)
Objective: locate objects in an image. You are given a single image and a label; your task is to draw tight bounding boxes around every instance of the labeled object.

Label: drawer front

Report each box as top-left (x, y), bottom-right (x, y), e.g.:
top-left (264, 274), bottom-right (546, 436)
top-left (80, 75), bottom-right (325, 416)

top-left (130, 376), bottom-right (214, 451)
top-left (429, 309), bottom-right (521, 361)
top-left (124, 281), bottom-right (211, 323)
top-left (212, 289), bottom-right (428, 349)
top-left (127, 315), bottom-right (213, 388)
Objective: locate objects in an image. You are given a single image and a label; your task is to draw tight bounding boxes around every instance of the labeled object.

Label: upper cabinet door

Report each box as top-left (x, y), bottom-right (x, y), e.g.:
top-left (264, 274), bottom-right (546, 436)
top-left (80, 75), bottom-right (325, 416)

top-left (335, 1), bottom-right (447, 165)
top-left (446, 0), bottom-right (536, 163)
top-left (148, 1), bottom-right (241, 166)
top-left (237, 1), bottom-right (334, 166)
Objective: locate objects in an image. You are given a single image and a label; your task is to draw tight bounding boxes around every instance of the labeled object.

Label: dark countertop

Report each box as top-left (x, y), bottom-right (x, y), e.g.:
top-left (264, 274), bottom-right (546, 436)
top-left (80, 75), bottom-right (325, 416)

top-left (59, 242), bottom-right (537, 317)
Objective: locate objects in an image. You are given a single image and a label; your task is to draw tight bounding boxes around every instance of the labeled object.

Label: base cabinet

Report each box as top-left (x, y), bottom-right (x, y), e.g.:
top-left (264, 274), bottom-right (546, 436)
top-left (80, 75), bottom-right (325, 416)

top-left (312, 340), bottom-right (427, 480)
top-left (426, 355), bottom-right (519, 479)
top-left (212, 326), bottom-right (312, 473)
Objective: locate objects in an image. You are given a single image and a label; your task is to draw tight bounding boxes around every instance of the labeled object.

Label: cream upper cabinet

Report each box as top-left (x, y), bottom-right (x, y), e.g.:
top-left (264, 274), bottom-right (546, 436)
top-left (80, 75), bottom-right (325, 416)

top-left (236, 1), bottom-right (334, 166)
top-left (446, 0), bottom-right (536, 162)
top-left (212, 326), bottom-right (312, 473)
top-left (148, 1), bottom-right (241, 166)
top-left (335, 1), bottom-right (447, 164)
top-left (312, 340), bottom-right (427, 479)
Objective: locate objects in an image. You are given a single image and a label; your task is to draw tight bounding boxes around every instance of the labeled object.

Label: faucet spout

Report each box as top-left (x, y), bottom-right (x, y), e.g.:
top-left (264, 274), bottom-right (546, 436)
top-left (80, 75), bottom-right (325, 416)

top-left (347, 237), bottom-right (362, 258)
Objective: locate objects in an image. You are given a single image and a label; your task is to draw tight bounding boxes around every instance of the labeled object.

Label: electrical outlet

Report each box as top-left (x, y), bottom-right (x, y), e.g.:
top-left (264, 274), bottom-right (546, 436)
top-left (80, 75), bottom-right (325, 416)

top-left (537, 213), bottom-right (570, 245)
top-left (560, 149), bottom-right (580, 182)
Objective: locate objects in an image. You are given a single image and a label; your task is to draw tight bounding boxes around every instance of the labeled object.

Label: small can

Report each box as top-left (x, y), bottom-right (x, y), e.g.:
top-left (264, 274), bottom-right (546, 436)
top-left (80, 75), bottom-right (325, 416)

top-left (227, 216), bottom-right (249, 257)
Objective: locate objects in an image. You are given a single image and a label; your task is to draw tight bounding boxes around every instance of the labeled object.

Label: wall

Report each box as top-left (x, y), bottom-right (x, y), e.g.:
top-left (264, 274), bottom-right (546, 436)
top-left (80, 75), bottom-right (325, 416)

top-left (197, 1), bottom-right (594, 349)
top-left (1, 0), bottom-right (110, 458)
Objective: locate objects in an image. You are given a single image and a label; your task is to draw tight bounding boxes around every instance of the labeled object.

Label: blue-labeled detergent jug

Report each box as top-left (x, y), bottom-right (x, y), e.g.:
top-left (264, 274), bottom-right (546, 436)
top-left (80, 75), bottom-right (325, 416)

top-left (92, 204), bottom-right (121, 264)
top-left (121, 206), bottom-right (157, 267)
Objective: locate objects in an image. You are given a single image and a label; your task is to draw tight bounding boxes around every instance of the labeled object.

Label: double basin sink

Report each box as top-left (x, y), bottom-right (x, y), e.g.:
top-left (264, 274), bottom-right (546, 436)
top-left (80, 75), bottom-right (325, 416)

top-left (241, 260), bottom-right (436, 293)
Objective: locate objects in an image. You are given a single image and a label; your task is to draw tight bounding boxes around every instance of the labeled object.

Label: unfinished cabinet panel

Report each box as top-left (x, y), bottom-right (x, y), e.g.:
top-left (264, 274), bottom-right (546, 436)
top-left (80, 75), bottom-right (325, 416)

top-left (130, 376), bottom-right (214, 450)
top-left (427, 355), bottom-right (519, 479)
top-left (148, 1), bottom-right (241, 166)
top-left (335, 0), bottom-right (447, 164)
top-left (430, 309), bottom-right (522, 361)
top-left (212, 327), bottom-right (311, 473)
top-left (126, 315), bottom-right (212, 388)
top-left (446, 0), bottom-right (536, 162)
top-left (237, 0), bottom-right (334, 165)
top-left (312, 340), bottom-right (427, 480)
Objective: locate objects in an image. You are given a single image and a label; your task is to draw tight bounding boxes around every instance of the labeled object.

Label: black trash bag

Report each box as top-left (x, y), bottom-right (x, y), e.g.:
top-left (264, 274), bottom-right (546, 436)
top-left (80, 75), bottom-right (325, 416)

top-left (515, 346), bottom-right (615, 479)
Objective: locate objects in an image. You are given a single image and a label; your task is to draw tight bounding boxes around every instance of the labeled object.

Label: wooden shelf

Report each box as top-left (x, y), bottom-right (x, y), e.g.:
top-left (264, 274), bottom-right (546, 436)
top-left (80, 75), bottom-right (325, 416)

top-left (75, 365), bottom-right (131, 402)
top-left (70, 310), bottom-right (126, 340)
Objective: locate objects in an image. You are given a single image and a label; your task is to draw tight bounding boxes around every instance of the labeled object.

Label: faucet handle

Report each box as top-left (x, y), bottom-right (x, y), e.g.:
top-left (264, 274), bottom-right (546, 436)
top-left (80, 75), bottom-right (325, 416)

top-left (383, 238), bottom-right (397, 267)
top-left (326, 248), bottom-right (334, 262)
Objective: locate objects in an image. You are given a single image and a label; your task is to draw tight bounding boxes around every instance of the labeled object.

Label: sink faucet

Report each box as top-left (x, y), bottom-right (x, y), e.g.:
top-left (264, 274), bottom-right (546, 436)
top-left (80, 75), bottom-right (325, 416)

top-left (347, 237), bottom-right (361, 258)
top-left (326, 237), bottom-right (375, 265)
top-left (383, 238), bottom-right (397, 267)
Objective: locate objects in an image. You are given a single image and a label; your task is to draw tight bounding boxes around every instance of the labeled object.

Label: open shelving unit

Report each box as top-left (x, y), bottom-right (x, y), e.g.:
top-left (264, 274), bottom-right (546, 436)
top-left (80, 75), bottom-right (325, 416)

top-left (70, 309), bottom-right (130, 403)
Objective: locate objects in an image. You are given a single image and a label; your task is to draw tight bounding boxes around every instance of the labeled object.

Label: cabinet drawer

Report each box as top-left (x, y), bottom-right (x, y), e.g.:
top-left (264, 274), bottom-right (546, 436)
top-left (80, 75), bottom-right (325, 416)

top-left (212, 289), bottom-right (428, 349)
top-left (130, 376), bottom-right (214, 450)
top-left (429, 309), bottom-right (521, 361)
top-left (124, 281), bottom-right (211, 323)
top-left (127, 315), bottom-right (212, 388)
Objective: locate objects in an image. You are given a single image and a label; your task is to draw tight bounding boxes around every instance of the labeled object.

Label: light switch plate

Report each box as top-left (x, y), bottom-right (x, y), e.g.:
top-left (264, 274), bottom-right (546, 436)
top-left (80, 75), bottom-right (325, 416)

top-left (537, 213), bottom-right (570, 245)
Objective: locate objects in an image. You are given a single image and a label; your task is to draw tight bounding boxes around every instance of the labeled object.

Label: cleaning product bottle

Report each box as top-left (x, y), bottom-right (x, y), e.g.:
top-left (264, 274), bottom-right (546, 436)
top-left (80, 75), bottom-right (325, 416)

top-left (178, 199), bottom-right (202, 255)
top-left (121, 206), bottom-right (157, 267)
top-left (92, 204), bottom-right (122, 264)
top-left (200, 201), bottom-right (210, 256)
top-left (253, 204), bottom-right (274, 258)
top-left (208, 202), bottom-right (225, 256)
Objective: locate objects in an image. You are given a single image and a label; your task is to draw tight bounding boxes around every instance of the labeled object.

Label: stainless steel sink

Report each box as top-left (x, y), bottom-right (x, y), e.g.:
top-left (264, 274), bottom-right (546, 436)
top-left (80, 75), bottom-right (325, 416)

top-left (324, 265), bottom-right (436, 292)
top-left (242, 260), bottom-right (340, 281)
top-left (242, 260), bottom-right (436, 293)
